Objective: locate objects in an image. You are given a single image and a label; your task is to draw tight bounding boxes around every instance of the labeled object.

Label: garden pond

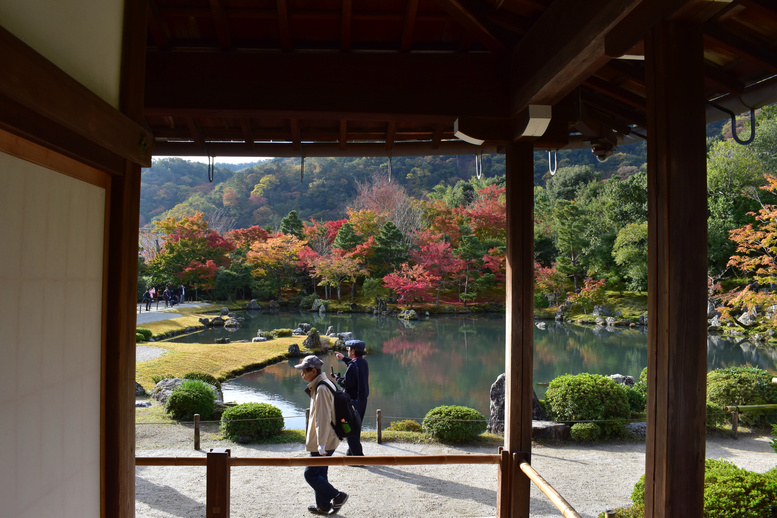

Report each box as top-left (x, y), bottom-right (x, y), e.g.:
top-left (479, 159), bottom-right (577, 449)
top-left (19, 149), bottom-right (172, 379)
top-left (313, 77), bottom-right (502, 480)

top-left (171, 311), bottom-right (777, 430)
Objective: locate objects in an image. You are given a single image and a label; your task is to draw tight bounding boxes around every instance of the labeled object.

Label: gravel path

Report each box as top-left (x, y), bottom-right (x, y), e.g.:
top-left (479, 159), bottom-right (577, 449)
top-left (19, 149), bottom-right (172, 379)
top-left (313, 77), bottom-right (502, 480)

top-left (135, 433), bottom-right (776, 518)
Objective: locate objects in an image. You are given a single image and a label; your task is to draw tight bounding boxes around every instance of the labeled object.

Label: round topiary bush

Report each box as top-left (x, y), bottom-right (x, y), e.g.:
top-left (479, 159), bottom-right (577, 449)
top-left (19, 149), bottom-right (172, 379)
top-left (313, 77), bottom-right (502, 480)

top-left (707, 367), bottom-right (777, 427)
top-left (270, 328), bottom-right (293, 338)
top-left (422, 405), bottom-right (487, 443)
top-left (220, 402), bottom-right (284, 441)
top-left (570, 422), bottom-right (601, 442)
top-left (386, 419), bottom-right (423, 432)
top-left (183, 371), bottom-right (222, 392)
top-left (631, 459), bottom-right (777, 518)
top-left (136, 327), bottom-right (153, 341)
top-left (165, 379), bottom-right (216, 420)
top-left (544, 373), bottom-right (631, 438)
top-left (706, 400), bottom-right (727, 429)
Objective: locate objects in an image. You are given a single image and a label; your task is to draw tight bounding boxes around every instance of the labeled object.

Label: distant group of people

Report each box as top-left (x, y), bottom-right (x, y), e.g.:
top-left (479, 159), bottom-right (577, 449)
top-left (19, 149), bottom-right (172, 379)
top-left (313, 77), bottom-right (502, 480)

top-left (141, 284), bottom-right (186, 311)
top-left (294, 339), bottom-right (370, 515)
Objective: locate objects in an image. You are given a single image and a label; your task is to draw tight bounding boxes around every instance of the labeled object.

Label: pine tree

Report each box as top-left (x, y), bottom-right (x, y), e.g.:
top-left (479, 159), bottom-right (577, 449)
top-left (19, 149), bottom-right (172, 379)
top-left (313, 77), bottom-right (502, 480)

top-left (372, 221), bottom-right (409, 276)
top-left (279, 210), bottom-right (304, 239)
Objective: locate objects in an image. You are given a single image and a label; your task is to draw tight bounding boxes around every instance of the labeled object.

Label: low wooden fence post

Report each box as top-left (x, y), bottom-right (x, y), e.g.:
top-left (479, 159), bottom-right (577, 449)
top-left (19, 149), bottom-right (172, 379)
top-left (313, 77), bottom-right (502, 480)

top-left (376, 409), bottom-right (382, 444)
top-left (194, 414), bottom-right (201, 450)
top-left (207, 448), bottom-right (231, 518)
top-left (731, 409), bottom-right (739, 439)
top-left (305, 409), bottom-right (309, 435)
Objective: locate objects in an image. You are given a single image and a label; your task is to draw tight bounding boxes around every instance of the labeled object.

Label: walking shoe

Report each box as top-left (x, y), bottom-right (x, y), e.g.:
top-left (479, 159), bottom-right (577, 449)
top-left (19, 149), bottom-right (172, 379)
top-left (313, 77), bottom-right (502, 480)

top-left (307, 505), bottom-right (331, 515)
top-left (331, 492), bottom-right (349, 514)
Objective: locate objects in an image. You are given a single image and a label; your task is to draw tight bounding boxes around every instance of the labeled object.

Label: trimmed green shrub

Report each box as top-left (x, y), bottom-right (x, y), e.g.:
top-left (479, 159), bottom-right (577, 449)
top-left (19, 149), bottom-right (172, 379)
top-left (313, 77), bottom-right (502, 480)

top-left (136, 332), bottom-right (146, 342)
top-left (220, 402), bottom-right (284, 441)
top-left (597, 506), bottom-right (644, 518)
top-left (570, 422), bottom-right (601, 442)
top-left (631, 459), bottom-right (777, 517)
top-left (707, 367), bottom-right (777, 427)
top-left (387, 420), bottom-right (423, 432)
top-left (165, 379), bottom-right (216, 420)
top-left (269, 328), bottom-right (293, 338)
top-left (136, 328), bottom-right (153, 340)
top-left (624, 385), bottom-right (646, 414)
top-left (639, 366), bottom-right (648, 385)
top-left (422, 405), bottom-right (487, 443)
top-left (544, 373), bottom-right (630, 438)
top-left (183, 371), bottom-right (222, 392)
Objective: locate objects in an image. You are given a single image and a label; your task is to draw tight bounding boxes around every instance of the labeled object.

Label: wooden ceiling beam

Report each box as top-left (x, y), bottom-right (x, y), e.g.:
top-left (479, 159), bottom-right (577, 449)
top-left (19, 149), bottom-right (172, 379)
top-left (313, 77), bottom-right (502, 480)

top-left (584, 76), bottom-right (646, 111)
top-left (145, 52), bottom-right (509, 118)
top-left (0, 26), bottom-right (152, 167)
top-left (733, 0), bottom-right (777, 24)
top-left (703, 25), bottom-right (777, 73)
top-left (704, 63), bottom-right (746, 96)
top-left (152, 140), bottom-right (497, 158)
top-left (510, 0), bottom-right (648, 113)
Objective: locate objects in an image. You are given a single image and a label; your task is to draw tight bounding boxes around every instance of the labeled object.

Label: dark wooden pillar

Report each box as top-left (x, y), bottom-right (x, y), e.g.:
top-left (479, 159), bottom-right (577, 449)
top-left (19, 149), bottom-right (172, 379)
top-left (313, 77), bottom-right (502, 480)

top-left (502, 141), bottom-right (534, 518)
top-left (645, 21), bottom-right (708, 518)
top-left (102, 1), bottom-right (149, 517)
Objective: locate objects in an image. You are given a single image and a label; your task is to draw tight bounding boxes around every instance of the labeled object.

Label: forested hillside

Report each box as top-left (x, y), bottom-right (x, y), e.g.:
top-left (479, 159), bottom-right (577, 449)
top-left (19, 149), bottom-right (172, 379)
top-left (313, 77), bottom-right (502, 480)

top-left (140, 142), bottom-right (651, 229)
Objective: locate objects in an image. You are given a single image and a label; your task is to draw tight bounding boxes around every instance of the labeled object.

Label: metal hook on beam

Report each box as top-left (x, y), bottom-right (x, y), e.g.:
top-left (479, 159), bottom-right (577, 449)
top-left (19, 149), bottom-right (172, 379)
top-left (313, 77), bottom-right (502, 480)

top-left (548, 150), bottom-right (558, 176)
top-left (706, 101), bottom-right (756, 145)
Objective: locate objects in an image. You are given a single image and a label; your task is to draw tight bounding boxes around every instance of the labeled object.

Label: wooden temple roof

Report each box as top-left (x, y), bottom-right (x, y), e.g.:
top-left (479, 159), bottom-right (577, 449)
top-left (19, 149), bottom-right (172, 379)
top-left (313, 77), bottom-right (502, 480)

top-left (144, 0), bottom-right (777, 158)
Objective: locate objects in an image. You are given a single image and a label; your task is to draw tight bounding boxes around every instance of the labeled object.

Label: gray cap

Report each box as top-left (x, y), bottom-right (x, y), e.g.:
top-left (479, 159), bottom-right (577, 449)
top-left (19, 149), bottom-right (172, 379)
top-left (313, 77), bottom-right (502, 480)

top-left (294, 355), bottom-right (324, 370)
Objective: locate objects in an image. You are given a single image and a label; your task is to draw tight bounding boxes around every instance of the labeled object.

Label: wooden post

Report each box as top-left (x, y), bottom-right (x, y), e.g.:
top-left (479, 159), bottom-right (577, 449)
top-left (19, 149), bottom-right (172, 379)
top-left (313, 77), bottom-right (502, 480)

top-left (645, 21), bottom-right (708, 518)
top-left (305, 409), bottom-right (309, 435)
top-left (497, 448), bottom-right (511, 518)
top-left (731, 410), bottom-right (738, 440)
top-left (207, 448), bottom-right (231, 518)
top-left (376, 409), bottom-right (382, 444)
top-left (503, 141), bottom-right (535, 518)
top-left (194, 414), bottom-right (201, 450)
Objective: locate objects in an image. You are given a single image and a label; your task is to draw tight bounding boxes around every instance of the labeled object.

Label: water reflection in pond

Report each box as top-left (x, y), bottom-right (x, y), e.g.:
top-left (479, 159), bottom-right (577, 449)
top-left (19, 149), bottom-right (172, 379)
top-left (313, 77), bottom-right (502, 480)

top-left (171, 311), bottom-right (777, 430)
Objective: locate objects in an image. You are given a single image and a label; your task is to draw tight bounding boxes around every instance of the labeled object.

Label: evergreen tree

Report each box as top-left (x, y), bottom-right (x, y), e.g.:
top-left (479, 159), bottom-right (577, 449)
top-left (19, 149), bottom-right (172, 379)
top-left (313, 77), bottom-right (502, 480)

top-left (279, 210), bottom-right (305, 239)
top-left (332, 222), bottom-right (364, 251)
top-left (553, 200), bottom-right (590, 293)
top-left (372, 221), bottom-right (409, 276)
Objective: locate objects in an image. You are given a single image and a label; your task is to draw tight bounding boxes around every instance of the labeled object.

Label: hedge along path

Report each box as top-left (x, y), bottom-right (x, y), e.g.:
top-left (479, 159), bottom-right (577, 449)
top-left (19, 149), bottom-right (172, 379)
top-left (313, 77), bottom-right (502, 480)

top-left (136, 334), bottom-right (317, 389)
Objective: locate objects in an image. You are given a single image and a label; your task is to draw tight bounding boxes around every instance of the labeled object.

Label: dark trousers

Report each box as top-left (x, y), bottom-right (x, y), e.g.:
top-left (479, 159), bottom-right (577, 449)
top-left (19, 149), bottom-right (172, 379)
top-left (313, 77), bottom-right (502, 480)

top-left (346, 399), bottom-right (367, 456)
top-left (304, 451), bottom-right (339, 510)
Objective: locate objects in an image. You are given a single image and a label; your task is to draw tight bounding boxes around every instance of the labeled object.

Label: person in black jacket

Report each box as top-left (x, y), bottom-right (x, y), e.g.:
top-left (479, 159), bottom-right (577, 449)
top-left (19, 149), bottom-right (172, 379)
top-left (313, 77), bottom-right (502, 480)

top-left (334, 339), bottom-right (369, 456)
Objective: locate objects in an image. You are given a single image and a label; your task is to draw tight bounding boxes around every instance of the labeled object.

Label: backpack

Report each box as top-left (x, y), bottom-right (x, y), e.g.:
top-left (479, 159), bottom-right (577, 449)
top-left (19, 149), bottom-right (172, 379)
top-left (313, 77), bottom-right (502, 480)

top-left (317, 380), bottom-right (361, 439)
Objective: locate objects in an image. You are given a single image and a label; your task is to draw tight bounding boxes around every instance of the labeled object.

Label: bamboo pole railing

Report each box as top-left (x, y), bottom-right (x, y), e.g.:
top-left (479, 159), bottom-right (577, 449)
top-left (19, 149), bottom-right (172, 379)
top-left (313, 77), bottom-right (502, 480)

top-left (723, 403), bottom-right (777, 439)
top-left (519, 459), bottom-right (582, 518)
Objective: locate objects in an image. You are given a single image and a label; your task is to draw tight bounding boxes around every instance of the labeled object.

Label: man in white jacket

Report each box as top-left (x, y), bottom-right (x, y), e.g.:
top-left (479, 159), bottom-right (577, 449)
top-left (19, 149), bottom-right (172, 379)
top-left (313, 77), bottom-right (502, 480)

top-left (295, 355), bottom-right (349, 515)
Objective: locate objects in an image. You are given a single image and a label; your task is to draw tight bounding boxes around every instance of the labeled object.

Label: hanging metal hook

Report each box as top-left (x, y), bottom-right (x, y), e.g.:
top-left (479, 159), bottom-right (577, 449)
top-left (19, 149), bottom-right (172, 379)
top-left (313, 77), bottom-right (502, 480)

top-left (300, 152), bottom-right (305, 183)
top-left (475, 148), bottom-right (483, 180)
top-left (548, 150), bottom-right (558, 176)
top-left (706, 101), bottom-right (756, 145)
top-left (208, 155), bottom-right (215, 183)
top-left (387, 150), bottom-right (393, 183)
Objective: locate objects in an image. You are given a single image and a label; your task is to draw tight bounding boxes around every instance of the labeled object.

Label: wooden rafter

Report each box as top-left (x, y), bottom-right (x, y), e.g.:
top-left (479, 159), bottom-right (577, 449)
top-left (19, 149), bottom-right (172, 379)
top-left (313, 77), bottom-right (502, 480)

top-left (341, 0), bottom-right (352, 51)
top-left (277, 0), bottom-right (291, 50)
top-left (385, 122), bottom-right (397, 151)
top-left (733, 0), bottom-right (777, 24)
top-left (401, 0), bottom-right (419, 51)
top-left (209, 0), bottom-right (232, 50)
top-left (704, 63), bottom-right (746, 96)
top-left (339, 119), bottom-right (347, 150)
top-left (704, 25), bottom-right (777, 73)
top-left (510, 0), bottom-right (646, 113)
top-left (240, 120), bottom-right (255, 149)
top-left (436, 0), bottom-right (508, 54)
top-left (147, 0), bottom-right (169, 50)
